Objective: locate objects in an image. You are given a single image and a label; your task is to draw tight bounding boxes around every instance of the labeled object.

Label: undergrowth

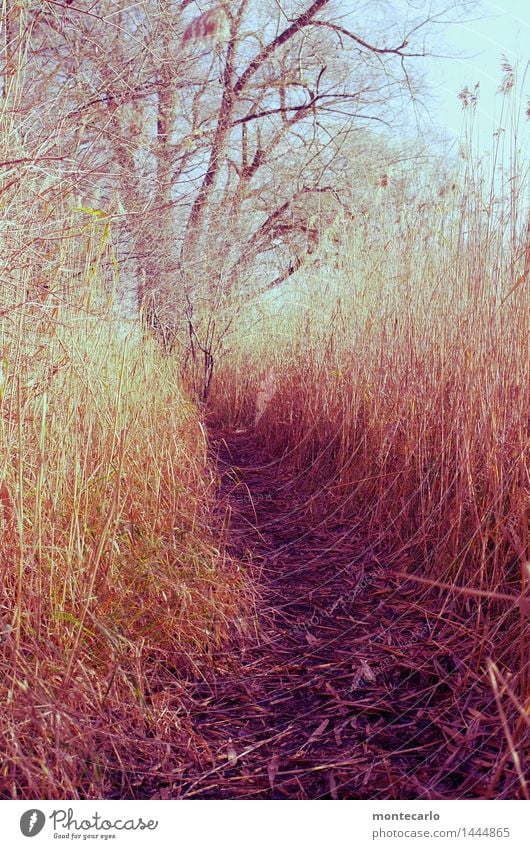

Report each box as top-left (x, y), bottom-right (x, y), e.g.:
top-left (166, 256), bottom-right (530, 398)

top-left (0, 294), bottom-right (252, 798)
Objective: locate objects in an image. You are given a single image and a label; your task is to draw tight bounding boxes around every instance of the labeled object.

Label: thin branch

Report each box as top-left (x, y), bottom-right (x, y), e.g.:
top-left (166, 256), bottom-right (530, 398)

top-left (234, 0), bottom-right (330, 95)
top-left (311, 20), bottom-right (426, 58)
top-left (230, 90), bottom-right (365, 126)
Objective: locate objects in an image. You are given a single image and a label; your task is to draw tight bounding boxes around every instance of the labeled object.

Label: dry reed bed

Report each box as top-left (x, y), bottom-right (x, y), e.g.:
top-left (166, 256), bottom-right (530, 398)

top-left (0, 301), bottom-right (251, 798)
top-left (209, 196), bottom-right (530, 757)
top-left (214, 204), bottom-right (528, 570)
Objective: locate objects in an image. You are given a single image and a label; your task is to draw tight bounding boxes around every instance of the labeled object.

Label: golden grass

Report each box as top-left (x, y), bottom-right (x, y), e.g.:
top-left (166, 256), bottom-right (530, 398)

top-left (0, 292), bottom-right (252, 798)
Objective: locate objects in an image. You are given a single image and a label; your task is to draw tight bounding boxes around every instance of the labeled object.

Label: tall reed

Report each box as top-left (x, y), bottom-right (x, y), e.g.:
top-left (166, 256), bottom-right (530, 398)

top-left (210, 126), bottom-right (530, 751)
top-left (0, 281), bottom-right (251, 799)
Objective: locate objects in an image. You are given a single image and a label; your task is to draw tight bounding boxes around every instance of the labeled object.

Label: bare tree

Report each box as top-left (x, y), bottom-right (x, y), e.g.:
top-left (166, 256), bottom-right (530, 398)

top-left (1, 0), bottom-right (465, 392)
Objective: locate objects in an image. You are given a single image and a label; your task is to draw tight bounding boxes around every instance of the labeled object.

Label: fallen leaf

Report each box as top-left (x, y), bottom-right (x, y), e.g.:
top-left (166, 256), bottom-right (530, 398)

top-left (325, 682), bottom-right (348, 716)
top-left (307, 718), bottom-right (329, 745)
top-left (267, 753), bottom-right (280, 790)
top-left (226, 741), bottom-right (238, 767)
top-left (361, 660), bottom-right (377, 683)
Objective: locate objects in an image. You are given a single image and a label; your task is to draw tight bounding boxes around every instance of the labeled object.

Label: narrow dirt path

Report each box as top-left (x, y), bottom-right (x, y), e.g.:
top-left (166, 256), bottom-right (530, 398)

top-left (177, 429), bottom-right (499, 800)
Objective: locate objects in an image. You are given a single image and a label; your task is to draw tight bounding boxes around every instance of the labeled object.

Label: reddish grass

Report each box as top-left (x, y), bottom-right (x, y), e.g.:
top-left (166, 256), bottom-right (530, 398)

top-left (208, 157), bottom-right (529, 795)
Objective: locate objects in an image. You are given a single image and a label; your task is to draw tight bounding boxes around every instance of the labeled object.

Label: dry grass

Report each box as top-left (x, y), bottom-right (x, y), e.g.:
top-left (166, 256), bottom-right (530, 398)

top-left (0, 106), bottom-right (254, 796)
top-left (214, 145), bottom-right (529, 560)
top-left (213, 221), bottom-right (528, 585)
top-left (209, 152), bottom-right (529, 790)
top-left (1, 57), bottom-right (528, 797)
top-left (0, 285), bottom-right (252, 798)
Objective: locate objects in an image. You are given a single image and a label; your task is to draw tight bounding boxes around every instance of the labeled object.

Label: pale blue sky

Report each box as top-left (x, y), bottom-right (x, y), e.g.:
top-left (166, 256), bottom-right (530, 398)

top-left (425, 0), bottom-right (530, 148)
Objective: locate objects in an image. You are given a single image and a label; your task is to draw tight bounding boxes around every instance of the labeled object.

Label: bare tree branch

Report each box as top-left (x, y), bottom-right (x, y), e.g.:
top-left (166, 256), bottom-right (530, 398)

top-left (234, 0), bottom-right (330, 95)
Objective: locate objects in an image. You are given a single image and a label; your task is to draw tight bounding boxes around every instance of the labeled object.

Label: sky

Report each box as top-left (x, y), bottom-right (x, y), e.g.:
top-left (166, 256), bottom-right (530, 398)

top-left (424, 0), bottom-right (530, 150)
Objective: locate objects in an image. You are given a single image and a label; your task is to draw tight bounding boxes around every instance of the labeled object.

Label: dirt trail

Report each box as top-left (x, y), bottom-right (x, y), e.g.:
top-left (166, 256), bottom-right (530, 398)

top-left (178, 430), bottom-right (499, 800)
